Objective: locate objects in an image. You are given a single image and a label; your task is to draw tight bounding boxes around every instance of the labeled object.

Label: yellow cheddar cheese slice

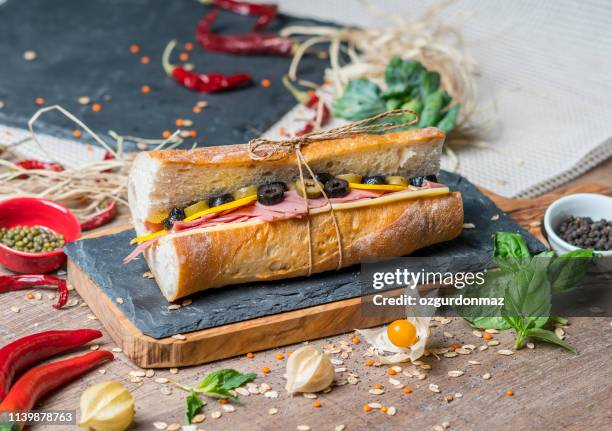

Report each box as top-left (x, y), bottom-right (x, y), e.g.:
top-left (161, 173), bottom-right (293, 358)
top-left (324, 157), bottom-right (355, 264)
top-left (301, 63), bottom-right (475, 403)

top-left (183, 195), bottom-right (257, 222)
top-left (348, 183), bottom-right (409, 192)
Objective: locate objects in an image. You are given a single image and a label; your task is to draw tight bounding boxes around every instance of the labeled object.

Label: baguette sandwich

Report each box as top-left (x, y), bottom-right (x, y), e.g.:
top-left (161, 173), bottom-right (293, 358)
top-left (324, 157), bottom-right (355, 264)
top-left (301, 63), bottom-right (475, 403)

top-left (126, 127), bottom-right (464, 301)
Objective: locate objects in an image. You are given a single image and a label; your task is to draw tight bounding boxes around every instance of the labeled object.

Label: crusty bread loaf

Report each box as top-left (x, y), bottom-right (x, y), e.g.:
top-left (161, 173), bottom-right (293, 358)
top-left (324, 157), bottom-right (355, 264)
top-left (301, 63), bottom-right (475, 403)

top-left (128, 128), bottom-right (444, 235)
top-left (146, 192), bottom-right (463, 301)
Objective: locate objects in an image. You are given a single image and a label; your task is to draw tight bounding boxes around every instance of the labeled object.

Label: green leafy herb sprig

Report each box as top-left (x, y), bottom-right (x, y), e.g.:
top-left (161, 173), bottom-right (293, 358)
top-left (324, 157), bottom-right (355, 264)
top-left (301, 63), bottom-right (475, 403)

top-left (454, 232), bottom-right (595, 352)
top-left (173, 369), bottom-right (256, 424)
top-left (332, 57), bottom-right (461, 132)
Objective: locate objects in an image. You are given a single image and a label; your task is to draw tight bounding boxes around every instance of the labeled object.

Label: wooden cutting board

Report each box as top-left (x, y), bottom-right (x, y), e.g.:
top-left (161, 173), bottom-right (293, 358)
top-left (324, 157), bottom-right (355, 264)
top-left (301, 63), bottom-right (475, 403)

top-left (67, 183), bottom-right (611, 368)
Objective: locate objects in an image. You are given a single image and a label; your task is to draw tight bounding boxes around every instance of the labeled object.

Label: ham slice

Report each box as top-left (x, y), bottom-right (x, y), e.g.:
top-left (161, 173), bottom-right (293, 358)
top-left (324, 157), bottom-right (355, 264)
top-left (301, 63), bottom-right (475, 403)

top-left (255, 190), bottom-right (308, 214)
top-left (123, 238), bottom-right (157, 263)
top-left (308, 188), bottom-right (384, 208)
top-left (423, 180), bottom-right (445, 189)
top-left (172, 212), bottom-right (219, 231)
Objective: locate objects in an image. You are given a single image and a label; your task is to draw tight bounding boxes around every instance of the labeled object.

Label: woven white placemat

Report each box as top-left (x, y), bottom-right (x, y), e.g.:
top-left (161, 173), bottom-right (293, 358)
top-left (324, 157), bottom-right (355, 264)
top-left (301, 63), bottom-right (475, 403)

top-left (2, 0), bottom-right (611, 197)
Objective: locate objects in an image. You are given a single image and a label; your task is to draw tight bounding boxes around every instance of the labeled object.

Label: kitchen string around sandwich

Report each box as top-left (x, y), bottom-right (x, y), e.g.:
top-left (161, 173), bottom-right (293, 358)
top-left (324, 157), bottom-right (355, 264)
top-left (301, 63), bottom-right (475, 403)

top-left (246, 108), bottom-right (419, 275)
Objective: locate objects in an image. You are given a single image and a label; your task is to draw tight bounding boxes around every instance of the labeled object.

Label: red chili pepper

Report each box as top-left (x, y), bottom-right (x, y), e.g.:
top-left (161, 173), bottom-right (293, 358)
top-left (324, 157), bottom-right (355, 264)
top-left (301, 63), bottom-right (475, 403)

top-left (0, 350), bottom-right (113, 428)
top-left (196, 10), bottom-right (294, 56)
top-left (200, 0), bottom-right (278, 32)
top-left (15, 160), bottom-right (64, 179)
top-left (100, 150), bottom-right (117, 174)
top-left (282, 76), bottom-right (331, 136)
top-left (0, 275), bottom-right (68, 309)
top-left (162, 39), bottom-right (253, 92)
top-left (0, 329), bottom-right (102, 402)
top-left (80, 200), bottom-right (117, 231)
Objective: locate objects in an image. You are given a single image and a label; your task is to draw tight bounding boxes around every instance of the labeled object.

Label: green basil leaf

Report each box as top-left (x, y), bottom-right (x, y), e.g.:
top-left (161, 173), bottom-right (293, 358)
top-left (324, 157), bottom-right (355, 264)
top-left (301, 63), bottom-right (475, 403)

top-left (452, 271), bottom-right (511, 329)
top-left (195, 369), bottom-right (227, 393)
top-left (469, 316), bottom-right (512, 330)
top-left (185, 392), bottom-right (204, 424)
top-left (436, 104), bottom-right (461, 133)
top-left (550, 316), bottom-right (569, 326)
top-left (382, 57), bottom-right (424, 98)
top-left (525, 328), bottom-right (577, 353)
top-left (194, 368), bottom-right (255, 402)
top-left (417, 89), bottom-right (444, 128)
top-left (221, 372), bottom-right (257, 391)
top-left (332, 79), bottom-right (386, 121)
top-left (440, 90), bottom-right (452, 109)
top-left (548, 249), bottom-right (594, 291)
top-left (493, 232), bottom-right (531, 272)
top-left (400, 98), bottom-right (423, 123)
top-left (386, 98), bottom-right (404, 111)
top-left (502, 257), bottom-right (551, 332)
top-left (194, 387), bottom-right (238, 401)
top-left (419, 70), bottom-right (441, 99)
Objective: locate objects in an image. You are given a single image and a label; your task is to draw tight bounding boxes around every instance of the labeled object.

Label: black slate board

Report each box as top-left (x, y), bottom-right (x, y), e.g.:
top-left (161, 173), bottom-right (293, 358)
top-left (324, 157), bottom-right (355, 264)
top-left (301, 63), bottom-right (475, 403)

top-left (65, 171), bottom-right (546, 339)
top-left (0, 0), bottom-right (330, 149)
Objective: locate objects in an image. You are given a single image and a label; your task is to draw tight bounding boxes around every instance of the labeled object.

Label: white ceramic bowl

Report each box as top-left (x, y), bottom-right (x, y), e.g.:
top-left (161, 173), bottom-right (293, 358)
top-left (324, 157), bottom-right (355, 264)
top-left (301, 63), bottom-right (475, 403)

top-left (544, 193), bottom-right (612, 256)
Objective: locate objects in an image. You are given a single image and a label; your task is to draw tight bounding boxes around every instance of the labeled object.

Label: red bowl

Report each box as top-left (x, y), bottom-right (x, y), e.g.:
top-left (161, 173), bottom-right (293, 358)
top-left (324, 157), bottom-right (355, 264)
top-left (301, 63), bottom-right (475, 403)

top-left (0, 197), bottom-right (81, 273)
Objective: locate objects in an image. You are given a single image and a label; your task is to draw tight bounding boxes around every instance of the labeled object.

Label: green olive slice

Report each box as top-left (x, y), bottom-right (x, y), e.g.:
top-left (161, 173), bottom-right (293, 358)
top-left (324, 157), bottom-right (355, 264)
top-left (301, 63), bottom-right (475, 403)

top-left (233, 185), bottom-right (258, 200)
top-left (294, 179), bottom-right (324, 199)
top-left (336, 173), bottom-right (362, 184)
top-left (184, 201), bottom-right (209, 218)
top-left (385, 176), bottom-right (409, 186)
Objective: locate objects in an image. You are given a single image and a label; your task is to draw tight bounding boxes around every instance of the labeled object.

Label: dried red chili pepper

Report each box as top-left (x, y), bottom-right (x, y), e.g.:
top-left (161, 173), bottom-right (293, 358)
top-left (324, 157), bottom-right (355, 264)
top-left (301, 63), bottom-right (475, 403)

top-left (282, 76), bottom-right (331, 136)
top-left (200, 0), bottom-right (278, 32)
top-left (163, 39), bottom-right (253, 92)
top-left (0, 329), bottom-right (102, 402)
top-left (15, 160), bottom-right (64, 179)
top-left (196, 10), bottom-right (294, 56)
top-left (100, 150), bottom-right (117, 174)
top-left (0, 350), bottom-right (113, 427)
top-left (0, 275), bottom-right (68, 309)
top-left (80, 200), bottom-right (117, 231)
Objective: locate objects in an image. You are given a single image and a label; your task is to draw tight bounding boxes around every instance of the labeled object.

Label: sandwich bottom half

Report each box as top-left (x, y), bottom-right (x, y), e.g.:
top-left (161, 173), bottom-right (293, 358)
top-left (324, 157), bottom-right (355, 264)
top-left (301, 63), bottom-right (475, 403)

top-left (145, 192), bottom-right (464, 301)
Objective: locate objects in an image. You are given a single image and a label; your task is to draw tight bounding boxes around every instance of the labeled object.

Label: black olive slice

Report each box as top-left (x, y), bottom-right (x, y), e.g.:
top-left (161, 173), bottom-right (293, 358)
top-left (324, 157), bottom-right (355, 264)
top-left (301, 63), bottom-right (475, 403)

top-left (257, 182), bottom-right (286, 206)
top-left (314, 172), bottom-right (334, 185)
top-left (272, 181), bottom-right (289, 191)
top-left (208, 193), bottom-right (234, 208)
top-left (363, 175), bottom-right (386, 185)
top-left (169, 207), bottom-right (186, 220)
top-left (425, 174), bottom-right (439, 183)
top-left (163, 207), bottom-right (186, 230)
top-left (409, 176), bottom-right (425, 187)
top-left (324, 178), bottom-right (350, 197)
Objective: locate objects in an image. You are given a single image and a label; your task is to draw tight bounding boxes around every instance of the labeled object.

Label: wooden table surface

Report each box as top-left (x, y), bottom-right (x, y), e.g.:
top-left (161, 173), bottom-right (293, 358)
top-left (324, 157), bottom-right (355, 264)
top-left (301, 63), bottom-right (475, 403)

top-left (1, 159), bottom-right (611, 431)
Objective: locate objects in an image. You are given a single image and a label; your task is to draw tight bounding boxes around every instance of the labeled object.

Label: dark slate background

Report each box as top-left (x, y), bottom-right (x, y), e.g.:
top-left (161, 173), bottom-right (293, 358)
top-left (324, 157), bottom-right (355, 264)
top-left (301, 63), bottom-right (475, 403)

top-left (65, 171), bottom-right (546, 339)
top-left (0, 0), bottom-right (330, 149)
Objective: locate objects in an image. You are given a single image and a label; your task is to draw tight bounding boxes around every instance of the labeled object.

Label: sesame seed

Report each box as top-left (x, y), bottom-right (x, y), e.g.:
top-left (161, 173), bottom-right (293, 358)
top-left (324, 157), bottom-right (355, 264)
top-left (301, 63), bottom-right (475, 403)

top-left (23, 50), bottom-right (37, 61)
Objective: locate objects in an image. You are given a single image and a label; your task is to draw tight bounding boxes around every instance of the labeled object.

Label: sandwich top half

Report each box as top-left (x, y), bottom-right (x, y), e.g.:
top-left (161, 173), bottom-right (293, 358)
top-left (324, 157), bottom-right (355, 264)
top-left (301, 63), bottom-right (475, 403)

top-left (128, 127), bottom-right (446, 238)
